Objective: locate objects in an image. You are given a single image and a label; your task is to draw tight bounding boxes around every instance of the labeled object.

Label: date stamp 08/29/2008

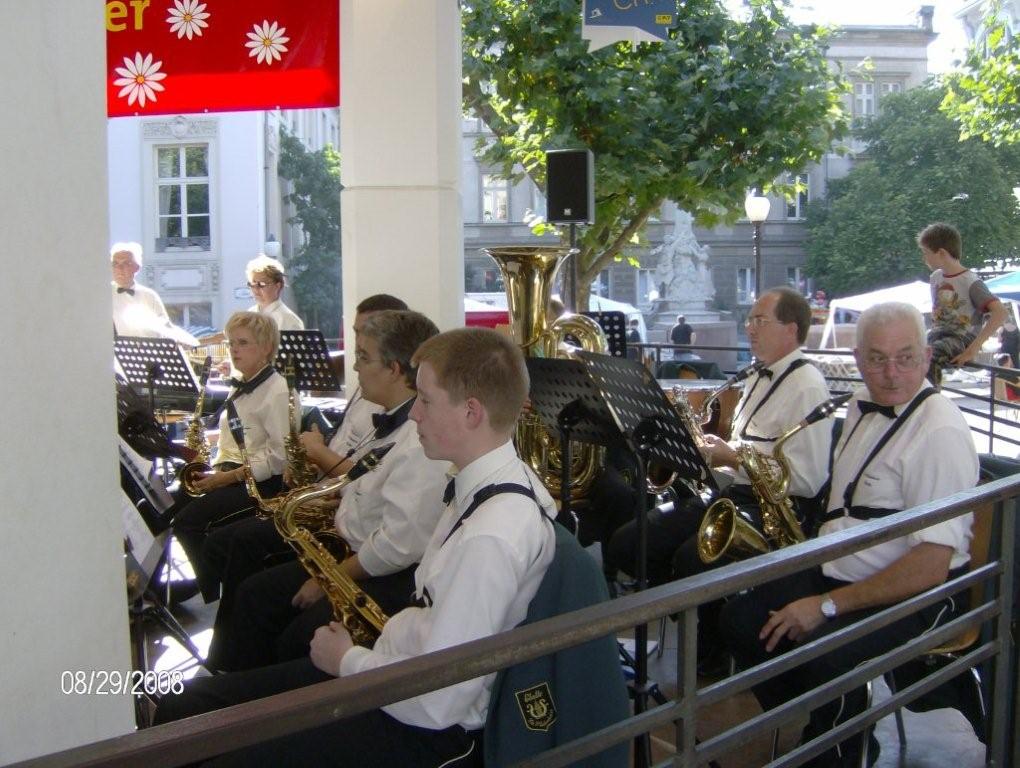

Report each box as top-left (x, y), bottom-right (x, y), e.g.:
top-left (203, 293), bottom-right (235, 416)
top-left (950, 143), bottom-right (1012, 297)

top-left (61, 670), bottom-right (184, 696)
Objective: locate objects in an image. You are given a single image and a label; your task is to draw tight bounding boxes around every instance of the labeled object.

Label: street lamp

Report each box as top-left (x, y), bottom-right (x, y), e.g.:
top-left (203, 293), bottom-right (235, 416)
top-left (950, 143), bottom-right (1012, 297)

top-left (744, 192), bottom-right (771, 300)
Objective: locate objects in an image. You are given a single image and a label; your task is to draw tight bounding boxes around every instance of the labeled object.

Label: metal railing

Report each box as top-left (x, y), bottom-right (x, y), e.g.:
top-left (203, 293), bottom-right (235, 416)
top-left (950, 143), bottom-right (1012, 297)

top-left (12, 475), bottom-right (1019, 768)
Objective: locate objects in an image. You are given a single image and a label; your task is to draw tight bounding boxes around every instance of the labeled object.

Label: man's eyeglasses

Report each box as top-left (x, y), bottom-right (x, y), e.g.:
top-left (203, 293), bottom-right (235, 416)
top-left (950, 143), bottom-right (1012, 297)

top-left (744, 316), bottom-right (781, 328)
top-left (860, 352), bottom-right (923, 372)
top-left (247, 280), bottom-right (278, 289)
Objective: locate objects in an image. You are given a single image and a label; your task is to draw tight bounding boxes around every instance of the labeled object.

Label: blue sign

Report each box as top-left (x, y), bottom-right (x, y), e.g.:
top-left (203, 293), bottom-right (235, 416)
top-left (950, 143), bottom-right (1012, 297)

top-left (584, 0), bottom-right (675, 41)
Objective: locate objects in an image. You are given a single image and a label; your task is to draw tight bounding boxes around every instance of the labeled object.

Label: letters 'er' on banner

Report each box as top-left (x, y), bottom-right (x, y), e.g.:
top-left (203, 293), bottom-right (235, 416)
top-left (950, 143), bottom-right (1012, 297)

top-left (106, 0), bottom-right (340, 118)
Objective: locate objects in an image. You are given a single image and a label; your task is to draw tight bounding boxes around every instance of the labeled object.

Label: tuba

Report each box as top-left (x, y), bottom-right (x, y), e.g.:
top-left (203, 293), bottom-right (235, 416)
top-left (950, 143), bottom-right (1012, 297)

top-left (484, 246), bottom-right (608, 499)
top-left (697, 393), bottom-right (851, 564)
top-left (274, 444), bottom-right (395, 646)
top-left (179, 355), bottom-right (214, 496)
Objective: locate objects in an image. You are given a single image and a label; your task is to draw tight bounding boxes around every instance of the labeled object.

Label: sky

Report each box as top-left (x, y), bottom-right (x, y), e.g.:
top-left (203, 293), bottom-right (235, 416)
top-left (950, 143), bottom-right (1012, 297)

top-left (725, 0), bottom-right (970, 73)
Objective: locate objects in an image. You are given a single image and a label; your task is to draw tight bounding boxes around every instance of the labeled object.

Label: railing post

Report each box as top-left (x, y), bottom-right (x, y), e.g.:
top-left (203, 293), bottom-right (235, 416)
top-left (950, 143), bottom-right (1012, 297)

top-left (676, 607), bottom-right (698, 767)
top-left (990, 370), bottom-right (998, 454)
top-left (998, 496), bottom-right (1018, 768)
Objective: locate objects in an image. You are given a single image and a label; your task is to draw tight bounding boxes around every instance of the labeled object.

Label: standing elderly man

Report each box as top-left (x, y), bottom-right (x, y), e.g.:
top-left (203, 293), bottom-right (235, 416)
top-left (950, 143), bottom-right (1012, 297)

top-left (111, 241), bottom-right (172, 337)
top-left (246, 254), bottom-right (304, 331)
top-left (720, 301), bottom-right (977, 768)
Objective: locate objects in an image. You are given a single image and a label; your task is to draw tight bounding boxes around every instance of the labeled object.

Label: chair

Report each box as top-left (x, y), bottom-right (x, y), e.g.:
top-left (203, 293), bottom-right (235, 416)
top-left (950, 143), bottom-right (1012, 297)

top-left (883, 501), bottom-right (994, 750)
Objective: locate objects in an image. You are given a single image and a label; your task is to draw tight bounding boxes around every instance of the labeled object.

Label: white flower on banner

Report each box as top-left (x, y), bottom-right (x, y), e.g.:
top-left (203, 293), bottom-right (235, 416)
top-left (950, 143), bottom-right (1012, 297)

top-left (113, 53), bottom-right (167, 108)
top-left (245, 20), bottom-right (290, 65)
top-left (167, 0), bottom-right (210, 40)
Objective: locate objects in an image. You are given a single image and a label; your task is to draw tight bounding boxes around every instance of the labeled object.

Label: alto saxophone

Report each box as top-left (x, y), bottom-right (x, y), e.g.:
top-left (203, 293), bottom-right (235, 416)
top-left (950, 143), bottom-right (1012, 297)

top-left (697, 393), bottom-right (851, 563)
top-left (180, 355), bottom-right (214, 496)
top-left (283, 358), bottom-right (317, 488)
top-left (274, 444), bottom-right (396, 646)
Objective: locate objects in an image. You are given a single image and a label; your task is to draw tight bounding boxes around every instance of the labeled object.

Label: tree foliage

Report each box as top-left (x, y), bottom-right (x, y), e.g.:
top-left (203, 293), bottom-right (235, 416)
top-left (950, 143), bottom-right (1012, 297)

top-left (942, 14), bottom-right (1020, 146)
top-left (277, 131), bottom-right (342, 337)
top-left (462, 0), bottom-right (848, 305)
top-left (806, 85), bottom-right (1020, 297)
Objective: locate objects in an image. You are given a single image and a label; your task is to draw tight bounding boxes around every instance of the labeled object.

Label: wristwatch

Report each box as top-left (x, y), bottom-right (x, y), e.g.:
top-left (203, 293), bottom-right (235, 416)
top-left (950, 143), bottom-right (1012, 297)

top-left (820, 594), bottom-right (838, 619)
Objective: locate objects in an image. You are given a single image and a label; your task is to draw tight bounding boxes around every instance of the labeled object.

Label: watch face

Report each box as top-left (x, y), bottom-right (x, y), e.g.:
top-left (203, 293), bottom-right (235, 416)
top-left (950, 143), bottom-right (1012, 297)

top-left (821, 598), bottom-right (837, 618)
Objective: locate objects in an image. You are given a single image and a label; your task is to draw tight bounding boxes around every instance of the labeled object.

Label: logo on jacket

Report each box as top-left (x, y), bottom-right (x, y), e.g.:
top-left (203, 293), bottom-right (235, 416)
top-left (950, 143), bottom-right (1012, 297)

top-left (515, 682), bottom-right (557, 732)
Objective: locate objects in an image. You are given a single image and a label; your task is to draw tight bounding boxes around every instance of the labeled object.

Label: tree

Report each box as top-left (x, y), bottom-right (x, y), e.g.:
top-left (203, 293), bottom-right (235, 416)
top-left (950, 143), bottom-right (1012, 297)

top-left (942, 14), bottom-right (1020, 146)
top-left (461, 0), bottom-right (848, 306)
top-left (805, 85), bottom-right (1020, 297)
top-left (277, 131), bottom-right (342, 337)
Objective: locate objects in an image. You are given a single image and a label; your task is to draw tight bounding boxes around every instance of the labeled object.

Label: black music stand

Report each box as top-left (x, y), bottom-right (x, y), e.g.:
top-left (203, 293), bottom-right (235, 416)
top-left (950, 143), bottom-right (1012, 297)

top-left (584, 310), bottom-right (627, 358)
top-left (114, 336), bottom-right (199, 399)
top-left (526, 353), bottom-right (712, 768)
top-left (277, 330), bottom-right (341, 392)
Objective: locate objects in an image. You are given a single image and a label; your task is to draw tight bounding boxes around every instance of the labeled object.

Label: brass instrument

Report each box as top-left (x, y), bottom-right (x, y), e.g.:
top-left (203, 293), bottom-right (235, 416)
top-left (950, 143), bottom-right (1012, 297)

top-left (697, 393), bottom-right (852, 564)
top-left (274, 444), bottom-right (396, 646)
top-left (179, 355), bottom-right (214, 496)
top-left (484, 246), bottom-right (609, 498)
top-left (283, 358), bottom-right (317, 488)
top-left (647, 361), bottom-right (764, 494)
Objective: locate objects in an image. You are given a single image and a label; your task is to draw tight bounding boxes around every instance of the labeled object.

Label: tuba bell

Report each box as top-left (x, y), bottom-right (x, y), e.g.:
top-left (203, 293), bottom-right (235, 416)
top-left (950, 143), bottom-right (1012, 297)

top-left (484, 246), bottom-right (608, 499)
top-left (697, 393), bottom-right (851, 564)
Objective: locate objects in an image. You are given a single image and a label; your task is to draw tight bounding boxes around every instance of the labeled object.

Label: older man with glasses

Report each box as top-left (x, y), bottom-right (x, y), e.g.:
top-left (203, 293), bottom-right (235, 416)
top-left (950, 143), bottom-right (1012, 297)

top-left (246, 254), bottom-right (304, 332)
top-left (608, 286), bottom-right (833, 671)
top-left (719, 301), bottom-right (978, 768)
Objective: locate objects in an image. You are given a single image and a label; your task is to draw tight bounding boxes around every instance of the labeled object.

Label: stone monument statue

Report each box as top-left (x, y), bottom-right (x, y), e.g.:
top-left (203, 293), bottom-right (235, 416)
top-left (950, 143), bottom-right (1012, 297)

top-left (652, 207), bottom-right (714, 313)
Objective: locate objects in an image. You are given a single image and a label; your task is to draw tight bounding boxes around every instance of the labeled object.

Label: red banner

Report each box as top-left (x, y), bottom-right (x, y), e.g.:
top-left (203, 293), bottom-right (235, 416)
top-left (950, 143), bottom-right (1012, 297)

top-left (106, 0), bottom-right (339, 118)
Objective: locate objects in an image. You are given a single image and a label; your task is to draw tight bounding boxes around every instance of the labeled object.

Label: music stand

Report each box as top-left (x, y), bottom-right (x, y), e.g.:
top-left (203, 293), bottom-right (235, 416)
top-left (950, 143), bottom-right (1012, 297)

top-left (584, 310), bottom-right (627, 357)
top-left (114, 336), bottom-right (199, 398)
top-left (526, 352), bottom-right (712, 768)
top-left (277, 330), bottom-right (341, 392)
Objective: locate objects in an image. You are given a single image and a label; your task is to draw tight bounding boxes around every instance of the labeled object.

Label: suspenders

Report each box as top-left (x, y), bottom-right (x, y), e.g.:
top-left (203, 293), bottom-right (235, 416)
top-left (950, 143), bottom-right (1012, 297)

top-left (735, 358), bottom-right (810, 442)
top-left (418, 483), bottom-right (540, 608)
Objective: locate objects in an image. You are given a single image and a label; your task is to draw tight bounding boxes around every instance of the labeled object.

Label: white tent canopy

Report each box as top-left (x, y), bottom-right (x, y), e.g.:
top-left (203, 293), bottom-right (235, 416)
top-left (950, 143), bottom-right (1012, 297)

top-left (819, 281), bottom-right (931, 348)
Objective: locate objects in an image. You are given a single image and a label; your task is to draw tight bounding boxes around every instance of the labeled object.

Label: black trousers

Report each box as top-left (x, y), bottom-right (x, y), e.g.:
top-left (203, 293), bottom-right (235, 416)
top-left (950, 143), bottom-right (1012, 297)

top-left (719, 566), bottom-right (964, 765)
top-left (153, 657), bottom-right (482, 768)
top-left (211, 559), bottom-right (417, 672)
top-left (171, 475), bottom-right (283, 602)
top-left (606, 492), bottom-right (707, 585)
top-left (203, 515), bottom-right (294, 669)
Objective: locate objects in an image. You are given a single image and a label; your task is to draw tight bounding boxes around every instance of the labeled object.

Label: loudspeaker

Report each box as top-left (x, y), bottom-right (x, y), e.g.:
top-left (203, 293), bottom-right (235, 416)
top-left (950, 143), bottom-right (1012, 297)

top-left (546, 149), bottom-right (594, 224)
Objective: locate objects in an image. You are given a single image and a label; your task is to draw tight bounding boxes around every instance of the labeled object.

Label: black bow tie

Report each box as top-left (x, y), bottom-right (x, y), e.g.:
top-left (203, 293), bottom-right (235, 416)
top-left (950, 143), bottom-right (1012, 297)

top-left (443, 477), bottom-right (456, 505)
top-left (371, 399), bottom-right (414, 439)
top-left (858, 400), bottom-right (897, 419)
top-left (226, 365), bottom-right (275, 396)
top-left (117, 287), bottom-right (135, 296)
top-left (759, 367), bottom-right (774, 379)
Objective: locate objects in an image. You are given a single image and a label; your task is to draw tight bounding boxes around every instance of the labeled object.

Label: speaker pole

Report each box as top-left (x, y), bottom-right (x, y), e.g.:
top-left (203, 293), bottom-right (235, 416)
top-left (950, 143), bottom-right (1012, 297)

top-left (565, 223), bottom-right (578, 312)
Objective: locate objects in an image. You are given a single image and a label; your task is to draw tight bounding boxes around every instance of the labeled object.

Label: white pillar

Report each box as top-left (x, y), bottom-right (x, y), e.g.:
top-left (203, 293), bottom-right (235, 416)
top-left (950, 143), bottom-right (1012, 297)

top-left (339, 0), bottom-right (464, 372)
top-left (0, 1), bottom-right (133, 761)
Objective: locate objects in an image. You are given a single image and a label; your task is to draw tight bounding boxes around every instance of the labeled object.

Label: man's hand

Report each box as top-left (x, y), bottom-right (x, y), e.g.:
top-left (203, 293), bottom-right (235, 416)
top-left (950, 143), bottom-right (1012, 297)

top-left (292, 577), bottom-right (326, 609)
top-left (310, 621), bottom-right (354, 676)
top-left (192, 469), bottom-right (235, 493)
top-left (759, 595), bottom-right (826, 652)
top-left (701, 434), bottom-right (738, 468)
top-left (299, 424), bottom-right (327, 455)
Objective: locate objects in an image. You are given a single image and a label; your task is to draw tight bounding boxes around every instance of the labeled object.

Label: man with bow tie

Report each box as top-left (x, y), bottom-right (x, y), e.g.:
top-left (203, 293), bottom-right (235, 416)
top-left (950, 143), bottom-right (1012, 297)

top-left (203, 309), bottom-right (449, 673)
top-left (719, 301), bottom-right (977, 767)
top-left (110, 241), bottom-right (172, 337)
top-left (608, 287), bottom-right (832, 668)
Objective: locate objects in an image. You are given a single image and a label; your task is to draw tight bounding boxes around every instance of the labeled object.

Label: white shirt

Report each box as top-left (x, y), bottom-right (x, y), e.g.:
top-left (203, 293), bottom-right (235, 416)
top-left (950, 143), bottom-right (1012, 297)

top-left (112, 282), bottom-right (171, 337)
top-left (248, 299), bottom-right (304, 332)
top-left (726, 348), bottom-right (833, 498)
top-left (820, 382), bottom-right (977, 581)
top-left (334, 409), bottom-right (449, 577)
top-left (340, 441), bottom-right (557, 731)
top-left (213, 368), bottom-right (290, 482)
top-left (327, 390), bottom-right (382, 459)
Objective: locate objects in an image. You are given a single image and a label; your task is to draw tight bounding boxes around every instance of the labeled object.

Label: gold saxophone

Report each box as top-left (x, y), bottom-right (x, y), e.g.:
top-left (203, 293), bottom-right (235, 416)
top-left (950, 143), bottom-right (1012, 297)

top-left (274, 444), bottom-right (396, 646)
top-left (697, 393), bottom-right (851, 563)
top-left (283, 358), bottom-right (317, 488)
top-left (484, 246), bottom-right (608, 499)
top-left (180, 355), bottom-right (214, 496)
top-left (648, 361), bottom-right (765, 493)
